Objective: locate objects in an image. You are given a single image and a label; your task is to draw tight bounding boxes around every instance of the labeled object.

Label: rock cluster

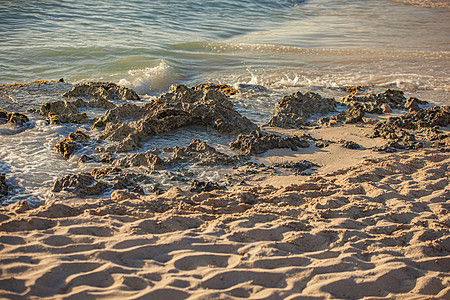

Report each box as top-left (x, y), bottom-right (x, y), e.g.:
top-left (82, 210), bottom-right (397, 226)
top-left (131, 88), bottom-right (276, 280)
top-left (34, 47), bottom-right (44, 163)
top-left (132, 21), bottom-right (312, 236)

top-left (230, 130), bottom-right (309, 155)
top-left (267, 91), bottom-right (337, 128)
top-left (97, 84), bottom-right (259, 152)
top-left (52, 167), bottom-right (150, 196)
top-left (0, 110), bottom-right (30, 125)
top-left (63, 82), bottom-right (140, 101)
top-left (115, 139), bottom-right (237, 170)
top-left (341, 89), bottom-right (407, 113)
top-left (370, 106), bottom-right (449, 152)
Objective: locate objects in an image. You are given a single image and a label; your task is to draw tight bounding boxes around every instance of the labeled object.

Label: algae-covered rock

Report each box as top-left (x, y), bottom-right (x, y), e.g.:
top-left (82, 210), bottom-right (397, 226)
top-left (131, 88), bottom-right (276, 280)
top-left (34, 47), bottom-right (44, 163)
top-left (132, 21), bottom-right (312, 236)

top-left (0, 174), bottom-right (8, 197)
top-left (0, 110), bottom-right (30, 125)
top-left (54, 130), bottom-right (91, 159)
top-left (63, 82), bottom-right (140, 101)
top-left (230, 130), bottom-right (309, 155)
top-left (54, 138), bottom-right (77, 159)
top-left (40, 101), bottom-right (90, 124)
top-left (267, 91), bottom-right (337, 128)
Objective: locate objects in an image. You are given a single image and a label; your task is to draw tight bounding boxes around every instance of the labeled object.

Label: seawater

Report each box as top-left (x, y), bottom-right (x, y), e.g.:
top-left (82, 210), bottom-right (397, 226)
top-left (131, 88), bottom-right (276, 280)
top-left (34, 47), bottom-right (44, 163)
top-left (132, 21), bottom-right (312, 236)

top-left (0, 0), bottom-right (449, 205)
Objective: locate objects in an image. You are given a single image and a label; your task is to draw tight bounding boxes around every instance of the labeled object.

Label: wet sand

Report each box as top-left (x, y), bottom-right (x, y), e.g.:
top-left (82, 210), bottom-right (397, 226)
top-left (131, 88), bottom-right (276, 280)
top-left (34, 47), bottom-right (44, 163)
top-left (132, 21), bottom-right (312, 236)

top-left (0, 122), bottom-right (449, 299)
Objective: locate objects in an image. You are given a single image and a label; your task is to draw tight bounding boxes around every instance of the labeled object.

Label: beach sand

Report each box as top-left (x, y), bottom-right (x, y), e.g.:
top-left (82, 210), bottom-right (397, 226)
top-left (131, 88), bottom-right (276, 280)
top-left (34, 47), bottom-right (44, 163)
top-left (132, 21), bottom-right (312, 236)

top-left (0, 123), bottom-right (449, 299)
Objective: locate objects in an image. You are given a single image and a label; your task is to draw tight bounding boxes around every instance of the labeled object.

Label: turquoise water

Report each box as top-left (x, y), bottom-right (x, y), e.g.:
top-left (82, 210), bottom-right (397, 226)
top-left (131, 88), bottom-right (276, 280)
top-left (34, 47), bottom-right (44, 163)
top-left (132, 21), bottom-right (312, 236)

top-left (1, 0), bottom-right (449, 102)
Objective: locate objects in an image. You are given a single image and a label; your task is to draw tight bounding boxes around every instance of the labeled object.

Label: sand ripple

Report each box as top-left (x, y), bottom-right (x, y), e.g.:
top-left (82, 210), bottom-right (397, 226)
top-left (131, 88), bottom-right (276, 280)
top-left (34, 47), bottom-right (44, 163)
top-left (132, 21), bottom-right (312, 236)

top-left (0, 148), bottom-right (449, 299)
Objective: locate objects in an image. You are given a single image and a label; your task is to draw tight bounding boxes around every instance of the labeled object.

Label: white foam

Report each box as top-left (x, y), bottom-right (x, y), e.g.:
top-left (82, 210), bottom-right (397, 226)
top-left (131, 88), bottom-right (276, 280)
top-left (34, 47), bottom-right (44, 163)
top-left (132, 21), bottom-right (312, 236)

top-left (118, 60), bottom-right (178, 95)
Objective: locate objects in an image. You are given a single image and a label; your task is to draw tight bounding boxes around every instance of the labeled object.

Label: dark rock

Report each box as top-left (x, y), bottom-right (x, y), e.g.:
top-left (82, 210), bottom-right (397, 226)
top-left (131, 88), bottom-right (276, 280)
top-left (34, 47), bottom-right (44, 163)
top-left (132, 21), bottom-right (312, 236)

top-left (54, 138), bottom-right (77, 159)
top-left (115, 139), bottom-right (237, 170)
top-left (315, 140), bottom-right (330, 148)
top-left (342, 89), bottom-right (406, 113)
top-left (0, 174), bottom-right (8, 197)
top-left (6, 112), bottom-right (30, 125)
top-left (63, 82), bottom-right (140, 101)
top-left (267, 91), bottom-right (337, 128)
top-left (341, 140), bottom-right (361, 149)
top-left (54, 130), bottom-right (91, 159)
top-left (272, 160), bottom-right (318, 175)
top-left (189, 180), bottom-right (224, 193)
top-left (369, 106), bottom-right (449, 151)
top-left (230, 130), bottom-right (309, 155)
top-left (52, 173), bottom-right (108, 195)
top-left (0, 110), bottom-right (30, 125)
top-left (97, 84), bottom-right (259, 152)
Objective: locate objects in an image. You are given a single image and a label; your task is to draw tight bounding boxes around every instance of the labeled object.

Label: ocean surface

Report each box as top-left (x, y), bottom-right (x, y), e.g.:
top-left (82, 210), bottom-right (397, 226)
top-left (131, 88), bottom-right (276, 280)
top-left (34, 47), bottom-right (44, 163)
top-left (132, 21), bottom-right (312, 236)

top-left (0, 0), bottom-right (449, 205)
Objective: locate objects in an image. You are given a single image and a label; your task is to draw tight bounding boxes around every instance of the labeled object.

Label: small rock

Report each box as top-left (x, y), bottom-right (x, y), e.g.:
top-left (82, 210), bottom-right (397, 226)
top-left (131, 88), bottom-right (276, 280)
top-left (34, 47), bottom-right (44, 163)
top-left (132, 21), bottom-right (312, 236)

top-left (189, 180), bottom-right (224, 193)
top-left (0, 174), bottom-right (8, 197)
top-left (342, 140), bottom-right (361, 149)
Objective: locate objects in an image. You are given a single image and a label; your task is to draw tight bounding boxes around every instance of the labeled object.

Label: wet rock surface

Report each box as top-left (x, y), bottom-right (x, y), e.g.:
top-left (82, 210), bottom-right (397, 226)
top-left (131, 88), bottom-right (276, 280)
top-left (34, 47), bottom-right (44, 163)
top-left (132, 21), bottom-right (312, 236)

top-left (272, 160), bottom-right (319, 175)
top-left (97, 84), bottom-right (259, 152)
top-left (267, 91), bottom-right (337, 128)
top-left (230, 130), bottom-right (309, 155)
top-left (189, 180), bottom-right (225, 193)
top-left (369, 106), bottom-right (449, 152)
top-left (0, 174), bottom-right (8, 198)
top-left (116, 139), bottom-right (238, 170)
top-left (54, 130), bottom-right (91, 159)
top-left (52, 167), bottom-right (152, 196)
top-left (63, 82), bottom-right (140, 101)
top-left (341, 89), bottom-right (408, 113)
top-left (0, 110), bottom-right (30, 125)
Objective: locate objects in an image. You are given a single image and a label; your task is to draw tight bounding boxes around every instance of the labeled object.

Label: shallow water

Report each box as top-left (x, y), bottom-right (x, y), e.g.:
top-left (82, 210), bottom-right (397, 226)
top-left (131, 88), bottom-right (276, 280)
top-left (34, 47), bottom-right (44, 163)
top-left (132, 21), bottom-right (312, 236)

top-left (0, 0), bottom-right (449, 205)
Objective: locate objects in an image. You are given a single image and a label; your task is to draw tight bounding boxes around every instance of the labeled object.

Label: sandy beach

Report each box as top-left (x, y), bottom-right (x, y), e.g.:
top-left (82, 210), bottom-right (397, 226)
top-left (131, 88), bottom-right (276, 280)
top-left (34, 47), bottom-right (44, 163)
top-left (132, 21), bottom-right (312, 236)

top-left (1, 121), bottom-right (449, 299)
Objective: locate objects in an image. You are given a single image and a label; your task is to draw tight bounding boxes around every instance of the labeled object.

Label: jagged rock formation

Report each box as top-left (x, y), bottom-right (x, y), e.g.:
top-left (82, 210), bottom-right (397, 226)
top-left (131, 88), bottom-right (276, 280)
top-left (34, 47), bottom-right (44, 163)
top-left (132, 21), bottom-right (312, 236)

top-left (0, 110), bottom-right (30, 125)
top-left (230, 130), bottom-right (309, 155)
top-left (52, 167), bottom-right (150, 196)
top-left (96, 84), bottom-right (259, 152)
top-left (63, 82), bottom-right (140, 101)
top-left (0, 174), bottom-right (8, 198)
top-left (267, 91), bottom-right (337, 128)
top-left (54, 130), bottom-right (91, 159)
top-left (115, 139), bottom-right (237, 170)
top-left (370, 106), bottom-right (449, 152)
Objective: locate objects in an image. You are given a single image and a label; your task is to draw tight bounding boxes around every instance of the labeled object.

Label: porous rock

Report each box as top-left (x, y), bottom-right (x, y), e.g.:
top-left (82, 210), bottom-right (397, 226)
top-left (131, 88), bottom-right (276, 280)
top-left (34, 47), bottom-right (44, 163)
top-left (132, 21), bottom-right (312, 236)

top-left (341, 89), bottom-right (406, 113)
top-left (267, 91), bottom-right (337, 128)
top-left (369, 106), bottom-right (449, 151)
top-left (230, 130), bottom-right (309, 155)
top-left (0, 110), bottom-right (30, 125)
top-left (189, 180), bottom-right (224, 193)
top-left (272, 160), bottom-right (318, 175)
top-left (63, 82), bottom-right (140, 101)
top-left (97, 84), bottom-right (259, 152)
top-left (115, 139), bottom-right (237, 170)
top-left (0, 174), bottom-right (8, 197)
top-left (52, 173), bottom-right (108, 195)
top-left (54, 130), bottom-right (91, 159)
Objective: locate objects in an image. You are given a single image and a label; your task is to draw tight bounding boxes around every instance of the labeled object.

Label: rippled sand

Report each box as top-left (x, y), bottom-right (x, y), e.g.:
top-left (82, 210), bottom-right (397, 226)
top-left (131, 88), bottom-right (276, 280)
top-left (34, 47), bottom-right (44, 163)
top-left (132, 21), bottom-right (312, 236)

top-left (1, 128), bottom-right (448, 299)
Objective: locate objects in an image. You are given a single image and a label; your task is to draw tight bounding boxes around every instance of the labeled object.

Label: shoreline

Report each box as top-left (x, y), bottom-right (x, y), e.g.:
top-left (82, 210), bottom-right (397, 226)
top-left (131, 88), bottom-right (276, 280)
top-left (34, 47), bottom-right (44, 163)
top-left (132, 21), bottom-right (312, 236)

top-left (0, 145), bottom-right (449, 299)
top-left (0, 80), bottom-right (449, 298)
